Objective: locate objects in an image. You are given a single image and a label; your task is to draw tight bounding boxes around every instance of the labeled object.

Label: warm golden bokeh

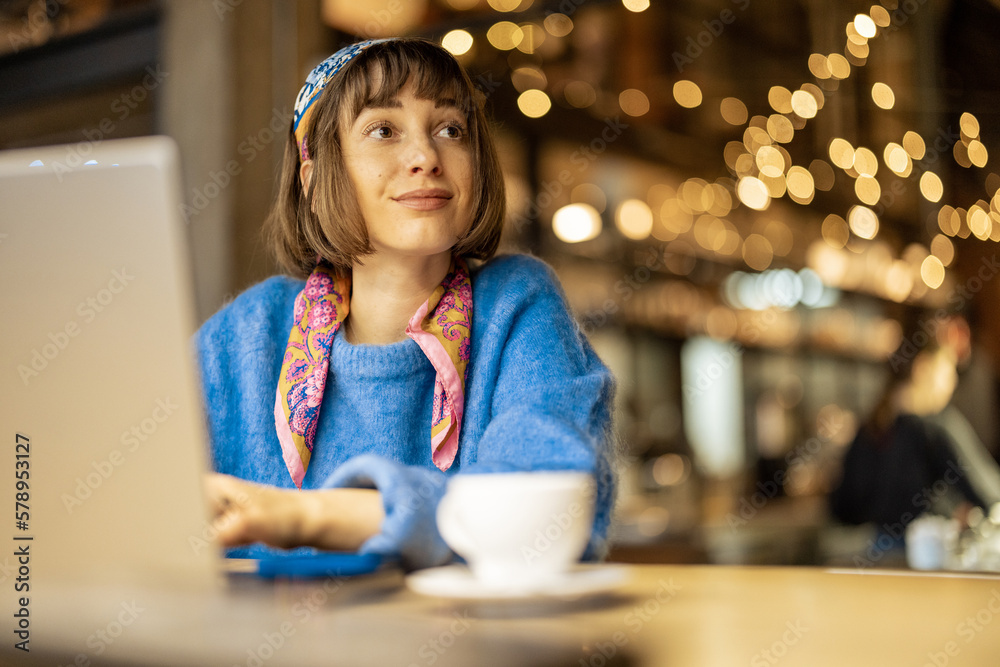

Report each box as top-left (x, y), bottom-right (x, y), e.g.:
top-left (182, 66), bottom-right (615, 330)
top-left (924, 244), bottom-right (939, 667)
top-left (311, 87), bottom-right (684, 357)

top-left (920, 171), bottom-right (944, 202)
top-left (737, 177), bottom-right (770, 211)
top-left (902, 131), bottom-right (926, 159)
top-left (517, 89), bottom-right (551, 118)
top-left (848, 205), bottom-right (878, 240)
top-left (542, 12), bottom-right (573, 37)
top-left (829, 138), bottom-right (855, 170)
top-left (768, 86), bottom-right (793, 114)
top-left (486, 21), bottom-right (522, 50)
top-left (720, 97), bottom-right (749, 126)
top-left (441, 29), bottom-right (474, 55)
top-left (619, 88), bottom-right (650, 117)
top-left (673, 80), bottom-right (703, 108)
top-left (616, 199), bottom-right (654, 240)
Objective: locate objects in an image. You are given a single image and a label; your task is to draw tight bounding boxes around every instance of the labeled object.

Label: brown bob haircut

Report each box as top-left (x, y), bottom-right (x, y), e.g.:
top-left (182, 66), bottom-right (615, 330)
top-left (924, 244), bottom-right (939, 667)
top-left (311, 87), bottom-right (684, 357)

top-left (267, 38), bottom-right (506, 278)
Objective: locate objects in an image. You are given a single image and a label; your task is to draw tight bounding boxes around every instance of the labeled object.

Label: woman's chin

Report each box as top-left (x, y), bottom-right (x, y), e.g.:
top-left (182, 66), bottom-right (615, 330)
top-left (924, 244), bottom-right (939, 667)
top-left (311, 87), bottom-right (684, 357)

top-left (368, 239), bottom-right (460, 261)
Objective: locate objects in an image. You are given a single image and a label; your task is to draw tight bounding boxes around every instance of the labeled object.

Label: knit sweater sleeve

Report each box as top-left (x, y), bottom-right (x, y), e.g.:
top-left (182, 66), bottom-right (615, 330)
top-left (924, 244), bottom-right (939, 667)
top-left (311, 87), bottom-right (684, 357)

top-left (321, 255), bottom-right (617, 569)
top-left (467, 255), bottom-right (617, 558)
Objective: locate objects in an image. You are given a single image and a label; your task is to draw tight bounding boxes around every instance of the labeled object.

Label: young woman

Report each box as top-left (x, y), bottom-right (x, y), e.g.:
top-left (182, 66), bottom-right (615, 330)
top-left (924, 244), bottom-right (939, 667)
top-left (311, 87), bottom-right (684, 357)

top-left (197, 38), bottom-right (616, 569)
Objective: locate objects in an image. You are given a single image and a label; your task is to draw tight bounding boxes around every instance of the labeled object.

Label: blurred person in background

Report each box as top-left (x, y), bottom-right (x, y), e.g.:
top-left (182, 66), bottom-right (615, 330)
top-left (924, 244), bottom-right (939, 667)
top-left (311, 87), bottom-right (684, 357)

top-left (926, 316), bottom-right (1000, 509)
top-left (829, 317), bottom-right (991, 555)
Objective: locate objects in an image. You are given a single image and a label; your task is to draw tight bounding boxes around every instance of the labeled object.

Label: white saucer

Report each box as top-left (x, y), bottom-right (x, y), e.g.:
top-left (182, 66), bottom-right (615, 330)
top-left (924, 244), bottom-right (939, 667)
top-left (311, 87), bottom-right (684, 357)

top-left (406, 564), bottom-right (629, 600)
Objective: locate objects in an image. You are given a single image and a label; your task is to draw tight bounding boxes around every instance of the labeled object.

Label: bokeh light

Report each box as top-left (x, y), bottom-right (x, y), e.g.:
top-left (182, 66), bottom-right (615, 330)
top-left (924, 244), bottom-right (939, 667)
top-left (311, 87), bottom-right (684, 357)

top-left (854, 13), bottom-right (877, 38)
top-left (622, 0), bottom-right (650, 11)
top-left (515, 23), bottom-right (545, 54)
top-left (848, 205), bottom-right (879, 239)
top-left (487, 21), bottom-right (523, 50)
top-left (903, 131), bottom-right (926, 159)
top-left (553, 203), bottom-right (601, 243)
top-left (517, 89), bottom-right (551, 118)
top-left (920, 171), bottom-right (944, 202)
top-left (673, 80), bottom-right (703, 108)
top-left (829, 138), bottom-right (855, 170)
top-left (737, 177), bottom-right (770, 210)
top-left (563, 80), bottom-right (596, 108)
top-left (790, 90), bottom-right (818, 119)
top-left (920, 255), bottom-right (945, 289)
top-left (619, 89), bottom-right (650, 117)
top-left (571, 183), bottom-right (607, 213)
top-left (721, 97), bottom-right (748, 125)
top-left (768, 86), bottom-right (793, 114)
top-left (543, 13), bottom-right (573, 36)
top-left (871, 82), bottom-right (895, 109)
top-left (616, 199), bottom-right (654, 240)
top-left (441, 29), bottom-right (474, 56)
top-left (510, 66), bottom-right (547, 92)
top-left (488, 0), bottom-right (521, 11)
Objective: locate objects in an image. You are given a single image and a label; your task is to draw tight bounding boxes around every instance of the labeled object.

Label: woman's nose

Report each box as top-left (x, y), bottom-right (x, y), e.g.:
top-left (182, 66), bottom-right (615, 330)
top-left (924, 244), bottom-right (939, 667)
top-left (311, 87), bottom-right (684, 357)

top-left (405, 136), bottom-right (442, 176)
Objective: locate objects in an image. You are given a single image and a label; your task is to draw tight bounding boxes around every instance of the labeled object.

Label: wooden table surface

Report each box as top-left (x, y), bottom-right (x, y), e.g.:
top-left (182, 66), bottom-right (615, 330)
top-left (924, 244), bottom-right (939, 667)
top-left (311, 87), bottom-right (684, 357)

top-left (8, 564), bottom-right (1000, 666)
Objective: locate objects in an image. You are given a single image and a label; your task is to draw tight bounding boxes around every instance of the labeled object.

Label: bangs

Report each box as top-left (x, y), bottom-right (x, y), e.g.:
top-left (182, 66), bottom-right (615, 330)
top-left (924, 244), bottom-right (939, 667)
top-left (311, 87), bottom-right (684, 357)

top-left (338, 40), bottom-right (474, 124)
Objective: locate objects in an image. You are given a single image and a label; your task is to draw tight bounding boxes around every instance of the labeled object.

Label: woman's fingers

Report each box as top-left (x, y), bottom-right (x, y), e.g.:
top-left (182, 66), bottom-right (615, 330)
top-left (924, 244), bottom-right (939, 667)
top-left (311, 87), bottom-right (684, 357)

top-left (203, 473), bottom-right (264, 546)
top-left (203, 474), bottom-right (304, 548)
top-left (204, 473), bottom-right (250, 517)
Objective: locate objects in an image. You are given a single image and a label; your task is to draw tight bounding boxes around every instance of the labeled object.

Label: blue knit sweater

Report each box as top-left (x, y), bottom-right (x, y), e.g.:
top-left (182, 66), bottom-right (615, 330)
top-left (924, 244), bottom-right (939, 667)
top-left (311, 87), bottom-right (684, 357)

top-left (196, 254), bottom-right (616, 569)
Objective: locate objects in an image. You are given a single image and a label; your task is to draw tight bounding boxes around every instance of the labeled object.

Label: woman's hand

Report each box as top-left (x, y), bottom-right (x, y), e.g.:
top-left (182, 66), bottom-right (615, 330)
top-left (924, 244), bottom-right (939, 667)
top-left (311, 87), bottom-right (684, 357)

top-left (204, 473), bottom-right (385, 552)
top-left (204, 473), bottom-right (306, 549)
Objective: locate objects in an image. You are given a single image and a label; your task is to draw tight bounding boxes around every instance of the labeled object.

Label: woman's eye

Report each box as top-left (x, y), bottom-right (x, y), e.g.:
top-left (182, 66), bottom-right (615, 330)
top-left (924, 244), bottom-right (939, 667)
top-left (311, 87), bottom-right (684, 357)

top-left (439, 124), bottom-right (465, 139)
top-left (365, 123), bottom-right (394, 139)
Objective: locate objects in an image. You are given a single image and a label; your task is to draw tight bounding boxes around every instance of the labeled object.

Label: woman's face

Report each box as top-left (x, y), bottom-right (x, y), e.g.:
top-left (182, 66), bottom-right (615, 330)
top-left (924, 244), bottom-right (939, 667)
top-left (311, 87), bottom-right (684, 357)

top-left (340, 79), bottom-right (475, 263)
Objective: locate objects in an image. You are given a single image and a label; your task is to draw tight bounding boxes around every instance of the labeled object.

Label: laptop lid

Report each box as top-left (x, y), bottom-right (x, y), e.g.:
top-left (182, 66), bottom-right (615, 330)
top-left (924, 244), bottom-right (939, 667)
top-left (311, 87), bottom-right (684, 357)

top-left (0, 136), bottom-right (218, 590)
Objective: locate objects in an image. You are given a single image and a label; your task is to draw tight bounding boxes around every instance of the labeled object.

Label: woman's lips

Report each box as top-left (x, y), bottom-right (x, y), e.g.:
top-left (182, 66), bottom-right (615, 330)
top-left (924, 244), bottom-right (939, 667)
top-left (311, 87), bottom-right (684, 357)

top-left (393, 189), bottom-right (453, 211)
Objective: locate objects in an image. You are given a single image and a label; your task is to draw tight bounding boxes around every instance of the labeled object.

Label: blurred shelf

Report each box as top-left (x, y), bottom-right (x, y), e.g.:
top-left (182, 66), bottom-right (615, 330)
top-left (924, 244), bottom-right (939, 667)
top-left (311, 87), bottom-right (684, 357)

top-left (0, 3), bottom-right (160, 111)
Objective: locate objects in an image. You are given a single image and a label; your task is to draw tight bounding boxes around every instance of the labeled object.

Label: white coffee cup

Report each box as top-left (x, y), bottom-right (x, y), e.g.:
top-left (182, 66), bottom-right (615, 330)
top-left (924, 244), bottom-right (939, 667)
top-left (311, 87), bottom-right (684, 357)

top-left (436, 471), bottom-right (595, 587)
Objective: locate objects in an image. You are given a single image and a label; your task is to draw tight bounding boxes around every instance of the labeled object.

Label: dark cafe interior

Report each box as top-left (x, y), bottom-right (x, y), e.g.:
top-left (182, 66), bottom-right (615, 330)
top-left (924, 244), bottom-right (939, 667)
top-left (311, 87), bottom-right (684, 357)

top-left (2, 0), bottom-right (1000, 665)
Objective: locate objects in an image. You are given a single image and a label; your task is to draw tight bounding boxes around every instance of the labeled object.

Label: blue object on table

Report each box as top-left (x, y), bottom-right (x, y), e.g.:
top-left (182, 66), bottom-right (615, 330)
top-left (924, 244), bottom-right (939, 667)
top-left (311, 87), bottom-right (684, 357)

top-left (255, 553), bottom-right (385, 579)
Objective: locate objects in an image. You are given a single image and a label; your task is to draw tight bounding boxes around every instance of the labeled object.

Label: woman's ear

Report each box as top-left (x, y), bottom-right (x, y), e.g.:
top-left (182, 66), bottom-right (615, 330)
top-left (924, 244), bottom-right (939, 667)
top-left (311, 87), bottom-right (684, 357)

top-left (299, 159), bottom-right (314, 198)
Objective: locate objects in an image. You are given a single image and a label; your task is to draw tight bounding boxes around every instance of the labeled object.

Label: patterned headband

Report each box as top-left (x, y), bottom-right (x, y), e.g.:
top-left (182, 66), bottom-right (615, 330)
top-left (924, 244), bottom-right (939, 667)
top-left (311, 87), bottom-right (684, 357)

top-left (292, 38), bottom-right (393, 163)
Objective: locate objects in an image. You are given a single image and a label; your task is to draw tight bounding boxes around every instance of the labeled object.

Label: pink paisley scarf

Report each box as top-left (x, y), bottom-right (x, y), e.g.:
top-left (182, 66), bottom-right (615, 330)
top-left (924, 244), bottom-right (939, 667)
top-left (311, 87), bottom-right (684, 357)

top-left (274, 257), bottom-right (472, 488)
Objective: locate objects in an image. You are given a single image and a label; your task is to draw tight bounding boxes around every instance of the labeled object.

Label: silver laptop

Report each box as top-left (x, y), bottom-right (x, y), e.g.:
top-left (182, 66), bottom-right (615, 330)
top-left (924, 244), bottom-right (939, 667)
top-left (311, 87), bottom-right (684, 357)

top-left (0, 136), bottom-right (219, 594)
